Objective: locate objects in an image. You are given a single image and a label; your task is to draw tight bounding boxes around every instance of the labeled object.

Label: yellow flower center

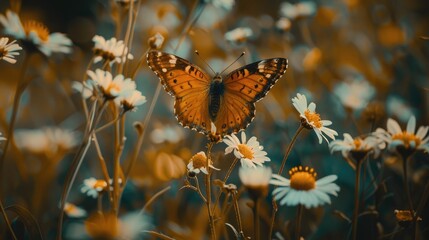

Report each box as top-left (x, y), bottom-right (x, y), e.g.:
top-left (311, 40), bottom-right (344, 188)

top-left (94, 180), bottom-right (107, 190)
top-left (237, 144), bottom-right (254, 159)
top-left (23, 20), bottom-right (50, 42)
top-left (392, 132), bottom-right (421, 148)
top-left (190, 153), bottom-right (207, 169)
top-left (64, 204), bottom-right (77, 214)
top-left (289, 166), bottom-right (317, 191)
top-left (304, 110), bottom-right (322, 128)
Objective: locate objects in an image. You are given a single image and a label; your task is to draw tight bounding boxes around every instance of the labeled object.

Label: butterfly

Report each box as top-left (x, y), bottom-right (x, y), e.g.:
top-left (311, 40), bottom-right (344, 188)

top-left (146, 50), bottom-right (288, 137)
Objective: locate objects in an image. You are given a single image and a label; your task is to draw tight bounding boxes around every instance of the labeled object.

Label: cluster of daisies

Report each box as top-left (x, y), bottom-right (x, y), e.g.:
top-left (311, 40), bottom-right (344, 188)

top-left (186, 92), bottom-right (429, 210)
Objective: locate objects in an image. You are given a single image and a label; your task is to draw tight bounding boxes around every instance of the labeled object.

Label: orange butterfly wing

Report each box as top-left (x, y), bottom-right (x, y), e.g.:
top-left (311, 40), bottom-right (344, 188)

top-left (146, 50), bottom-right (213, 134)
top-left (213, 58), bottom-right (288, 136)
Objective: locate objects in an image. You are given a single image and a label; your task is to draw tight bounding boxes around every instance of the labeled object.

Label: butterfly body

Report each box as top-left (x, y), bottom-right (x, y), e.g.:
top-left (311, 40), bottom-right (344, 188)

top-left (147, 50), bottom-right (288, 137)
top-left (208, 76), bottom-right (225, 121)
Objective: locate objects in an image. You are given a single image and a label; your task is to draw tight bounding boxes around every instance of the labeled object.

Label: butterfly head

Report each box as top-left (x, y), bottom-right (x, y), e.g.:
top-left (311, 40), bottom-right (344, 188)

top-left (213, 74), bottom-right (223, 83)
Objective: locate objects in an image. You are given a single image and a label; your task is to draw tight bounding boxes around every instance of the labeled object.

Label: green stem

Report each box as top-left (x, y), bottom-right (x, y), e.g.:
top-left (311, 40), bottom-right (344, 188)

top-left (402, 156), bottom-right (417, 240)
top-left (0, 199), bottom-right (17, 240)
top-left (205, 142), bottom-right (216, 240)
top-left (0, 55), bottom-right (30, 175)
top-left (212, 157), bottom-right (238, 212)
top-left (253, 197), bottom-right (260, 240)
top-left (269, 125), bottom-right (304, 239)
top-left (352, 161), bottom-right (363, 240)
top-left (296, 204), bottom-right (304, 240)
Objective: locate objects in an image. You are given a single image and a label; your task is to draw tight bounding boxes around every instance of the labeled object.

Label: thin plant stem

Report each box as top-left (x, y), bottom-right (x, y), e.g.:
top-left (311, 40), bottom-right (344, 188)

top-left (112, 113), bottom-right (125, 214)
top-left (123, 122), bottom-right (144, 184)
top-left (140, 186), bottom-right (171, 214)
top-left (80, 56), bottom-right (95, 120)
top-left (142, 230), bottom-right (175, 240)
top-left (117, 0), bottom-right (134, 74)
top-left (95, 114), bottom-right (122, 133)
top-left (402, 155), bottom-right (417, 240)
top-left (295, 204), bottom-right (304, 240)
top-left (278, 125), bottom-right (304, 175)
top-left (253, 197), bottom-right (261, 240)
top-left (97, 194), bottom-right (103, 214)
top-left (0, 54), bottom-right (30, 177)
top-left (91, 135), bottom-right (112, 201)
top-left (194, 176), bottom-right (207, 203)
top-left (352, 160), bottom-right (363, 240)
top-left (232, 191), bottom-right (246, 239)
top-left (269, 125), bottom-right (304, 239)
top-left (0, 198), bottom-right (17, 240)
top-left (213, 157), bottom-right (239, 212)
top-left (205, 142), bottom-right (216, 240)
top-left (57, 100), bottom-right (107, 239)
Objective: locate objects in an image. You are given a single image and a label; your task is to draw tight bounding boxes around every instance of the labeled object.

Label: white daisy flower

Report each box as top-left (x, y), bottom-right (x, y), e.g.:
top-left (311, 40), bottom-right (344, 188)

top-left (333, 78), bottom-right (376, 111)
top-left (0, 10), bottom-right (72, 56)
top-left (292, 93), bottom-right (338, 144)
top-left (330, 133), bottom-right (384, 159)
top-left (0, 37), bottom-right (22, 63)
top-left (64, 202), bottom-right (87, 218)
top-left (374, 116), bottom-right (429, 153)
top-left (224, 132), bottom-right (270, 168)
top-left (116, 90), bottom-right (147, 112)
top-left (87, 69), bottom-right (136, 100)
top-left (224, 27), bottom-right (253, 45)
top-left (92, 35), bottom-right (133, 65)
top-left (239, 166), bottom-right (272, 198)
top-left (72, 80), bottom-right (94, 99)
top-left (280, 2), bottom-right (317, 19)
top-left (187, 151), bottom-right (219, 175)
top-left (81, 177), bottom-right (108, 198)
top-left (270, 166), bottom-right (340, 208)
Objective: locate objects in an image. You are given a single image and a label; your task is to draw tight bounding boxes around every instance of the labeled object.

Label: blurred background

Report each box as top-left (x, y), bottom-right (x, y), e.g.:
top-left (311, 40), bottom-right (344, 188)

top-left (0, 0), bottom-right (429, 239)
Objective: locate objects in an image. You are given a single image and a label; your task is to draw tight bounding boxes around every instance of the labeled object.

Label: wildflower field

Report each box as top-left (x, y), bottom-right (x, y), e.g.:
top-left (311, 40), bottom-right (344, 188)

top-left (0, 0), bottom-right (428, 239)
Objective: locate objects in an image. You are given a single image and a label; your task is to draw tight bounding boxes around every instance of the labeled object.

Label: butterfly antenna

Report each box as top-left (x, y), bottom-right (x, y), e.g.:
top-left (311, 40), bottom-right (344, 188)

top-left (194, 50), bottom-right (216, 75)
top-left (219, 52), bottom-right (245, 75)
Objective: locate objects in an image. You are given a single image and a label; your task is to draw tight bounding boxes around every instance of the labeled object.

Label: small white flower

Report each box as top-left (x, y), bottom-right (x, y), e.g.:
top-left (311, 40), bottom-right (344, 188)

top-left (0, 10), bottom-right (72, 56)
top-left (275, 18), bottom-right (292, 32)
top-left (14, 127), bottom-right (78, 156)
top-left (87, 69), bottom-right (136, 100)
top-left (224, 132), bottom-right (270, 168)
top-left (64, 202), bottom-right (87, 218)
top-left (333, 78), bottom-right (375, 111)
top-left (224, 27), bottom-right (253, 45)
top-left (387, 95), bottom-right (414, 123)
top-left (280, 2), bottom-right (317, 19)
top-left (148, 32), bottom-right (165, 50)
top-left (239, 166), bottom-right (272, 188)
top-left (81, 177), bottom-right (108, 198)
top-left (150, 124), bottom-right (184, 144)
top-left (187, 151), bottom-right (218, 175)
top-left (374, 116), bottom-right (429, 152)
top-left (0, 37), bottom-right (22, 63)
top-left (0, 132), bottom-right (5, 141)
top-left (92, 35), bottom-right (133, 65)
top-left (270, 166), bottom-right (340, 208)
top-left (292, 93), bottom-right (338, 144)
top-left (72, 81), bottom-right (94, 99)
top-left (116, 90), bottom-right (147, 112)
top-left (330, 133), bottom-right (384, 159)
